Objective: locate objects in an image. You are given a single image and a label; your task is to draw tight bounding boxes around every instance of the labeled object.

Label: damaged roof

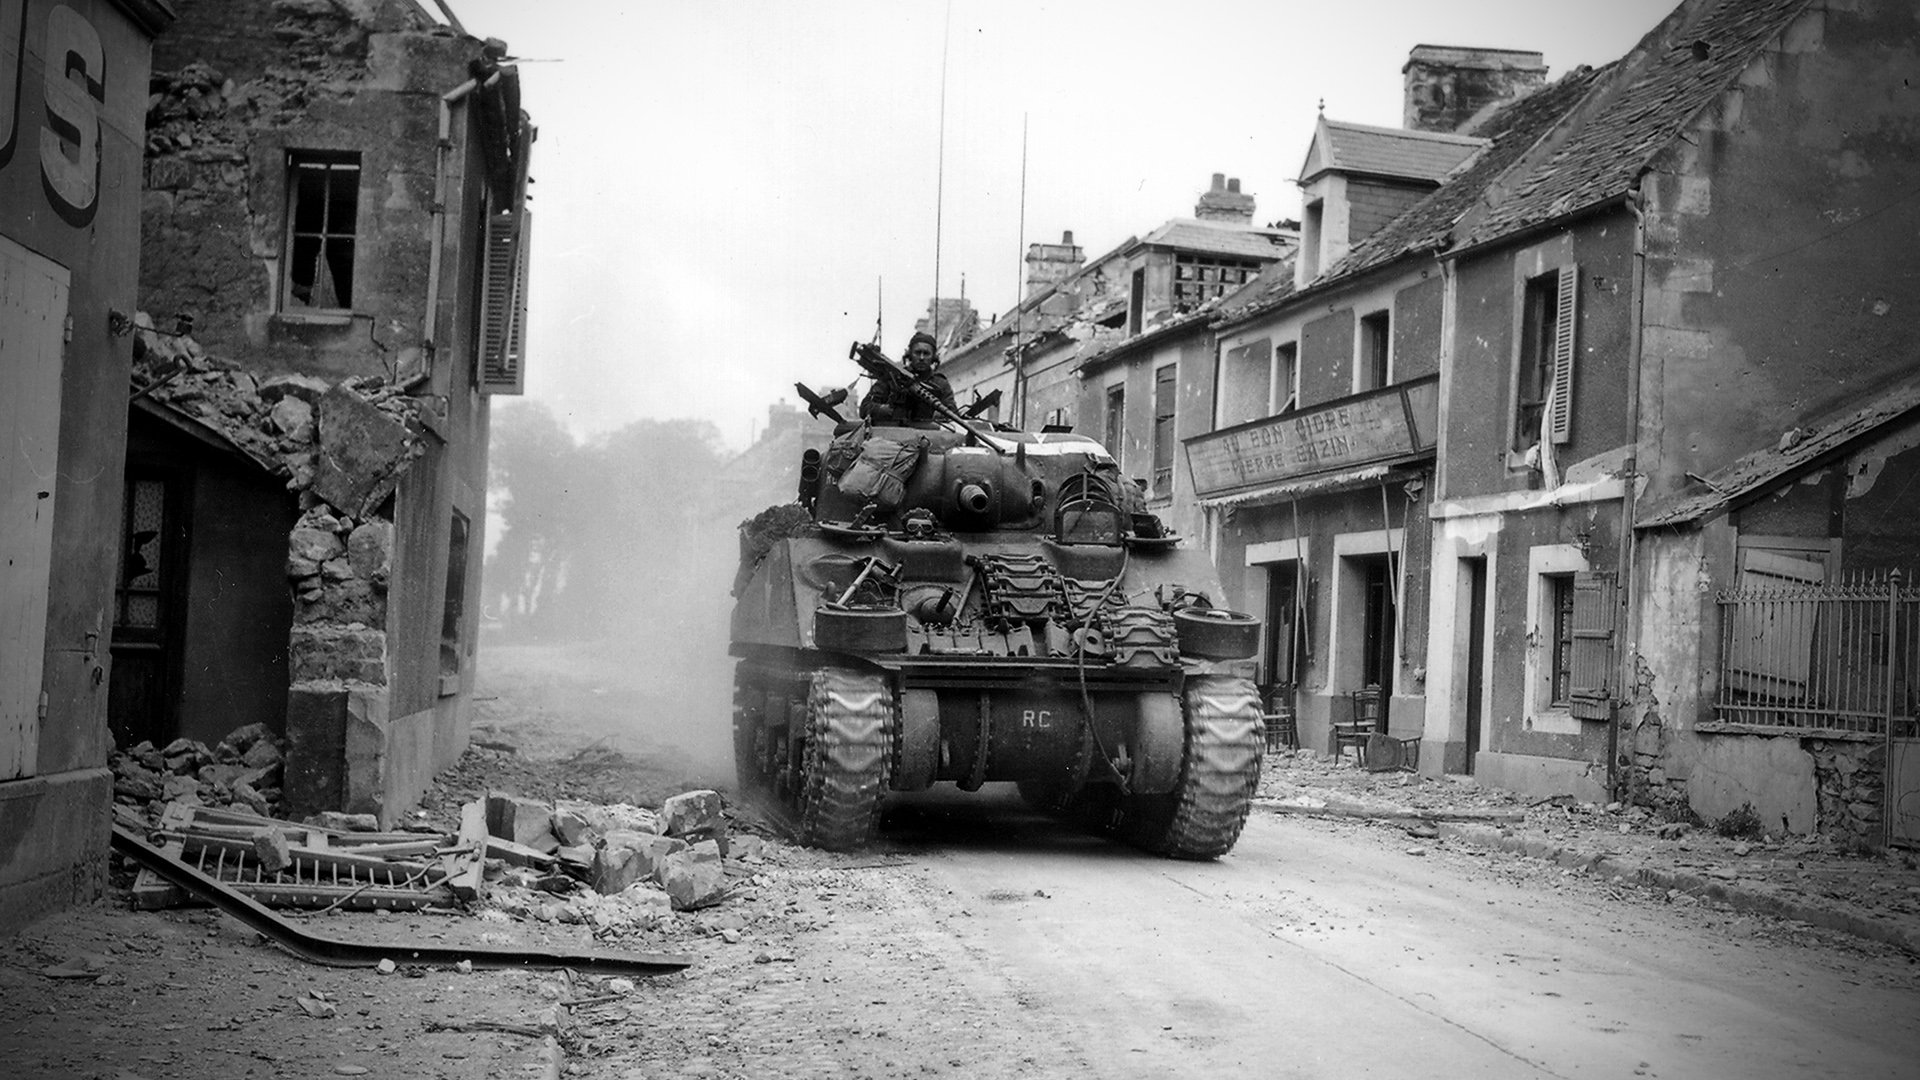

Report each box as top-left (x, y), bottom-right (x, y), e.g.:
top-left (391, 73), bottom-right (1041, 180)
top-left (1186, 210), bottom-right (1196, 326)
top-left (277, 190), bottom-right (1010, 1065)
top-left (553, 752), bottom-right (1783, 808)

top-left (1138, 218), bottom-right (1293, 261)
top-left (1456, 0), bottom-right (1814, 250)
top-left (1637, 371), bottom-right (1920, 528)
top-left (1299, 118), bottom-right (1486, 185)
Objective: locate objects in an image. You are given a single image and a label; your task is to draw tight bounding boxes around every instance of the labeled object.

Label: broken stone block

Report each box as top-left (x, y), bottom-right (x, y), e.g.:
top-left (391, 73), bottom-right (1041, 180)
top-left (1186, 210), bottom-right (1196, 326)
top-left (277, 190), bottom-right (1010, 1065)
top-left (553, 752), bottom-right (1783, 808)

top-left (112, 761), bottom-right (165, 802)
top-left (660, 790), bottom-right (727, 847)
top-left (257, 373), bottom-right (331, 406)
top-left (216, 722), bottom-right (274, 760)
top-left (252, 828), bottom-right (292, 873)
top-left (346, 522), bottom-right (392, 583)
top-left (241, 738), bottom-right (282, 771)
top-left (578, 803), bottom-right (659, 836)
top-left (197, 763), bottom-right (244, 789)
top-left (309, 810), bottom-right (379, 832)
top-left (161, 738), bottom-right (212, 774)
top-left (269, 395), bottom-right (314, 441)
top-left (593, 830), bottom-right (686, 896)
top-left (658, 840), bottom-right (727, 911)
top-left (486, 793), bottom-right (553, 847)
top-left (311, 384), bottom-right (413, 516)
top-left (232, 782), bottom-right (272, 817)
top-left (556, 844), bottom-right (595, 868)
top-left (289, 526), bottom-right (345, 565)
top-left (551, 805), bottom-right (593, 847)
top-left (161, 775), bottom-right (202, 802)
top-left (730, 834), bottom-right (766, 861)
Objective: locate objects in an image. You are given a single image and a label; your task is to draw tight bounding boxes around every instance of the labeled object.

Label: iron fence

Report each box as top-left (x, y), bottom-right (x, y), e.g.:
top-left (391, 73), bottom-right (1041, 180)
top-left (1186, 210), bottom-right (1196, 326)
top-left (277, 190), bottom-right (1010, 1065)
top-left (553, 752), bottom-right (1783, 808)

top-left (1714, 569), bottom-right (1914, 733)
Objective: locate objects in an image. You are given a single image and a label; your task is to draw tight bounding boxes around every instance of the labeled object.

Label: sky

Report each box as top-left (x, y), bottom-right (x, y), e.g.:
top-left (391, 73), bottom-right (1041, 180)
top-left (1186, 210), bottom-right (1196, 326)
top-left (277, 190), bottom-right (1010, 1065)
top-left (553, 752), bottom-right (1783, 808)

top-left (443, 0), bottom-right (1681, 450)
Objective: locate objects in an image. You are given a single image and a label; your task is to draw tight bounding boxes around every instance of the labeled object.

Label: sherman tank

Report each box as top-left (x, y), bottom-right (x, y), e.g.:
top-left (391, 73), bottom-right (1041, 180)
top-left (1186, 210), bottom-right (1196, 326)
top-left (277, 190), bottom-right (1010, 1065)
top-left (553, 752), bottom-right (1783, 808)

top-left (728, 342), bottom-right (1265, 859)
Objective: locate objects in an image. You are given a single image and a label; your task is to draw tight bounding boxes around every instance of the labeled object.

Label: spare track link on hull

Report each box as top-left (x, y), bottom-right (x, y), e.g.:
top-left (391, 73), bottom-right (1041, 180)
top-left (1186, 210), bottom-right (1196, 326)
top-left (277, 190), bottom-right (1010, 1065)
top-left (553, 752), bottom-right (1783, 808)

top-left (1131, 674), bottom-right (1264, 860)
top-left (800, 667), bottom-right (895, 851)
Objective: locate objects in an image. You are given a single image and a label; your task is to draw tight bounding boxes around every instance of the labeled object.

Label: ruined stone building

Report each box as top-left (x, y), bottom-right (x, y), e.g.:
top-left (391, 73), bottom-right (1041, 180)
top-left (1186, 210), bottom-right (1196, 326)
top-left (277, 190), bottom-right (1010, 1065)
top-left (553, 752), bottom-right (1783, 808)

top-left (119, 1), bottom-right (532, 830)
top-left (2, 0), bottom-right (174, 927)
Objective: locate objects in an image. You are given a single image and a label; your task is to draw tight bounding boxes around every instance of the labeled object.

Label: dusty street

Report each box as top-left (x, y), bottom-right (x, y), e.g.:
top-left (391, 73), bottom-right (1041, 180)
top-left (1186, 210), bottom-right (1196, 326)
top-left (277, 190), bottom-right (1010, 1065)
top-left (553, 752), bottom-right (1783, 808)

top-left (5, 640), bottom-right (1917, 1080)
top-left (469, 643), bottom-right (1920, 1080)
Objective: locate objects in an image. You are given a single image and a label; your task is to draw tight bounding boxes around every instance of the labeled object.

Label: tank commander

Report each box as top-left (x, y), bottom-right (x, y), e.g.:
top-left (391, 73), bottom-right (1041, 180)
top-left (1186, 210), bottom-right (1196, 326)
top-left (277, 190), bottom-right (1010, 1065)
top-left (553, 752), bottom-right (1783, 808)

top-left (860, 331), bottom-right (956, 423)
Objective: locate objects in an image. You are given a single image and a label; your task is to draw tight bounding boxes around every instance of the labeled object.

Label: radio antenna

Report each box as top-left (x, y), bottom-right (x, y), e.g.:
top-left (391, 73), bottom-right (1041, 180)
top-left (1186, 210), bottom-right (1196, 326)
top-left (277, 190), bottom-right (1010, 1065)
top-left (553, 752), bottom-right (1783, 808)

top-left (872, 277), bottom-right (883, 345)
top-left (1012, 112), bottom-right (1028, 428)
top-left (931, 0), bottom-right (952, 343)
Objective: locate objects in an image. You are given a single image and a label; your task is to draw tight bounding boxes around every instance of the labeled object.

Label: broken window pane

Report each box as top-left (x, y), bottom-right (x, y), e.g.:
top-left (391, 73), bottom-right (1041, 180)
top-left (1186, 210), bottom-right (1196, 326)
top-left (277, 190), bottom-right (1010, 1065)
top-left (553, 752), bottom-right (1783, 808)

top-left (285, 153), bottom-right (361, 311)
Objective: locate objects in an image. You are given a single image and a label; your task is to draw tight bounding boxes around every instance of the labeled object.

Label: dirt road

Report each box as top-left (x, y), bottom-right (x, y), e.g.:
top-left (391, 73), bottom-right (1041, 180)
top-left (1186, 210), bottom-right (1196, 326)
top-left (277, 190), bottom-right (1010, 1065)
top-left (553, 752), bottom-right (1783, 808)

top-left (566, 784), bottom-right (1915, 1080)
top-left (450, 642), bottom-right (1920, 1079)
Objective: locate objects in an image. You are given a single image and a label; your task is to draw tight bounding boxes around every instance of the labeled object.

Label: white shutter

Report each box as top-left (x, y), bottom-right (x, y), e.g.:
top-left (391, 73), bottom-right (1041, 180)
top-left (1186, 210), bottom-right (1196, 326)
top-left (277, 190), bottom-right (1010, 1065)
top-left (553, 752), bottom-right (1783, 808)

top-left (479, 209), bottom-right (529, 395)
top-left (1548, 263), bottom-right (1578, 445)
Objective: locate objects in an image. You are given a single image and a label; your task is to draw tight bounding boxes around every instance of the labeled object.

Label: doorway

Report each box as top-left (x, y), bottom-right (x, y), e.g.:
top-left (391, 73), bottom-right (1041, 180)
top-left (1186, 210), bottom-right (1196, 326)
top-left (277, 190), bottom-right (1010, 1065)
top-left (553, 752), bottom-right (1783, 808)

top-left (1463, 556), bottom-right (1488, 775)
top-left (109, 468), bottom-right (190, 749)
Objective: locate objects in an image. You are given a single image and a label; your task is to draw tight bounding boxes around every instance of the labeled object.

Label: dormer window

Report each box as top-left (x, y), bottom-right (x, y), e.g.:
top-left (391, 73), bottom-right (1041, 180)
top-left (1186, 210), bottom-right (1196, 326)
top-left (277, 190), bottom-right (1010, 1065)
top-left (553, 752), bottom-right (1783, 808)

top-left (1300, 198), bottom-right (1324, 281)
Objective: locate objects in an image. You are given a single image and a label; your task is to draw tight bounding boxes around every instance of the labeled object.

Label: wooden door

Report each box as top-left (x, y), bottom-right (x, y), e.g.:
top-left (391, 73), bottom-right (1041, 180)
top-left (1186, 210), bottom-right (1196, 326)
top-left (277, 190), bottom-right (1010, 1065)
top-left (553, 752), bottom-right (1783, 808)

top-left (1, 237), bottom-right (70, 780)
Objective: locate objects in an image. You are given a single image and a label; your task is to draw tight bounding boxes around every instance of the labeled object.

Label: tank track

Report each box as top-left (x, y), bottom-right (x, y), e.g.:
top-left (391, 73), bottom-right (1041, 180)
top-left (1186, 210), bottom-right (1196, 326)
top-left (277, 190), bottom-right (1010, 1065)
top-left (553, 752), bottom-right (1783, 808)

top-left (1129, 674), bottom-right (1264, 859)
top-left (798, 667), bottom-right (895, 850)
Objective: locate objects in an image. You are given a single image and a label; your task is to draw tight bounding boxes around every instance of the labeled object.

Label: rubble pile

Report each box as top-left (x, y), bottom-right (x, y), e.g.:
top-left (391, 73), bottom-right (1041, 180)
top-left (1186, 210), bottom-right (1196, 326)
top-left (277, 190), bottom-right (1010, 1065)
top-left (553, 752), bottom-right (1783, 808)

top-left (111, 722), bottom-right (287, 822)
top-left (119, 775), bottom-right (760, 924)
top-left (475, 789), bottom-right (759, 933)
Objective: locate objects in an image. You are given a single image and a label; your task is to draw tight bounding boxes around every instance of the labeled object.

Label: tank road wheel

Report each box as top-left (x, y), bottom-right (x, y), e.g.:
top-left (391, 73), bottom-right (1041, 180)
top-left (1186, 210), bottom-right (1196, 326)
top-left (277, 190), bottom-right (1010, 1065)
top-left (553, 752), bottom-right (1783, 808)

top-left (1127, 674), bottom-right (1264, 860)
top-left (799, 667), bottom-right (895, 850)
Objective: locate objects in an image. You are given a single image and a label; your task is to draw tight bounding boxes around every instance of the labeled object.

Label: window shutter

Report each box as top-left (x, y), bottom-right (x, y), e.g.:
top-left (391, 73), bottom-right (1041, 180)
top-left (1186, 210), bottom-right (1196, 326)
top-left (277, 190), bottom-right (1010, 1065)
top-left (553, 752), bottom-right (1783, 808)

top-left (1568, 569), bottom-right (1615, 720)
top-left (479, 209), bottom-right (529, 395)
top-left (1548, 264), bottom-right (1578, 444)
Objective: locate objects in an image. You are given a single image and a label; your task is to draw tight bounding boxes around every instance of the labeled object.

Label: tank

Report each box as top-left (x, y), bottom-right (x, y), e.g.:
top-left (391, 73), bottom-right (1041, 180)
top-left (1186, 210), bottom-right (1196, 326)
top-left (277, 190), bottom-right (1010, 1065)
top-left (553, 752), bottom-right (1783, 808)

top-left (729, 346), bottom-right (1265, 859)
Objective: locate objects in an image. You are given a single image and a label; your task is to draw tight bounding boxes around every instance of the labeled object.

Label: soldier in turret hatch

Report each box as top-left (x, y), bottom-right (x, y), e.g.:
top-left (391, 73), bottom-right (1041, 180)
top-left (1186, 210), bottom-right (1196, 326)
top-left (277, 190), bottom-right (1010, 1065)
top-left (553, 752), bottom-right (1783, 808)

top-left (860, 331), bottom-right (956, 423)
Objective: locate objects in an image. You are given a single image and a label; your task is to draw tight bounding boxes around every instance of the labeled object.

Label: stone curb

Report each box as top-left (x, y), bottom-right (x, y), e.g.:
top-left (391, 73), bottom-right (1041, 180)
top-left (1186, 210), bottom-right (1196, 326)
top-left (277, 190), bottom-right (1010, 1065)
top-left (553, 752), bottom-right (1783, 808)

top-left (1437, 823), bottom-right (1920, 957)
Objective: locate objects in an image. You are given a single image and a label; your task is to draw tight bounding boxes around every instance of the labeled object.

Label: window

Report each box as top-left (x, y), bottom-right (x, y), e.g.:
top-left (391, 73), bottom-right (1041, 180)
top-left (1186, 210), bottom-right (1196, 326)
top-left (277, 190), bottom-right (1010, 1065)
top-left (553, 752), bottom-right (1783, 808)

top-left (1041, 407), bottom-right (1070, 431)
top-left (1173, 254), bottom-right (1260, 310)
top-left (479, 209), bottom-right (531, 394)
top-left (440, 510), bottom-right (470, 693)
top-left (1546, 573), bottom-right (1575, 707)
top-left (1276, 341), bottom-right (1299, 415)
top-left (1152, 364), bottom-right (1177, 498)
top-left (1216, 337), bottom-right (1271, 428)
top-left (1358, 310), bottom-right (1390, 390)
top-left (1300, 199), bottom-right (1324, 280)
top-left (1104, 384), bottom-right (1126, 465)
top-left (1513, 266), bottom-right (1578, 453)
top-left (284, 152), bottom-right (360, 312)
top-left (1127, 267), bottom-right (1146, 335)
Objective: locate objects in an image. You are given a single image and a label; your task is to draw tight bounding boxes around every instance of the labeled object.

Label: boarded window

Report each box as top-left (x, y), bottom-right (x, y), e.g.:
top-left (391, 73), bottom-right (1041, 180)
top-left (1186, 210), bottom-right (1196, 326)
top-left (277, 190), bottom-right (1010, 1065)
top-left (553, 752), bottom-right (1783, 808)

top-left (284, 153), bottom-right (360, 311)
top-left (1217, 337), bottom-right (1271, 428)
top-left (1514, 265), bottom-right (1578, 452)
top-left (1568, 570), bottom-right (1617, 720)
top-left (1152, 364), bottom-right (1177, 497)
top-left (440, 510), bottom-right (470, 693)
top-left (479, 210), bottom-right (530, 395)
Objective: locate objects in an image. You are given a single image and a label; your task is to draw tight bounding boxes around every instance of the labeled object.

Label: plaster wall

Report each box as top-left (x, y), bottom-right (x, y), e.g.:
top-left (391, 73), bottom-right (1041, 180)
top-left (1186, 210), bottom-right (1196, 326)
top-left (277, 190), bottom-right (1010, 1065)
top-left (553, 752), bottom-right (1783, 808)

top-left (1638, 0), bottom-right (1920, 505)
top-left (1444, 213), bottom-right (1636, 501)
top-left (0, 0), bottom-right (163, 928)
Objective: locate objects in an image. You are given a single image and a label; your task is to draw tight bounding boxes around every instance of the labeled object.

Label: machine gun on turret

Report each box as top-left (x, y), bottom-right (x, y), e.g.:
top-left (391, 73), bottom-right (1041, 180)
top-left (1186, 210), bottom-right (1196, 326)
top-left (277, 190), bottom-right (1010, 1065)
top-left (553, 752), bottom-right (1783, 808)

top-left (848, 341), bottom-right (1008, 453)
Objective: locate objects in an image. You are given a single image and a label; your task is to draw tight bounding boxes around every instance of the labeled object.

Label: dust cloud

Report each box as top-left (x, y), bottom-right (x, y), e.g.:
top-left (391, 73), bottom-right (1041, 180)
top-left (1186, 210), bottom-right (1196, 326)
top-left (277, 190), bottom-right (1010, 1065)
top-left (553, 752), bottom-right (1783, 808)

top-left (477, 404), bottom-right (813, 788)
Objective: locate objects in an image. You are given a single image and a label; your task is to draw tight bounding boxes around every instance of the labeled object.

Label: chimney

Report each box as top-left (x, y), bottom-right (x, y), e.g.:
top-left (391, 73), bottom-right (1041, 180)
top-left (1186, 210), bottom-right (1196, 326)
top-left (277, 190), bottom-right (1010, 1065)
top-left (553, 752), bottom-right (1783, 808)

top-left (1194, 173), bottom-right (1255, 225)
top-left (914, 296), bottom-right (979, 349)
top-left (1403, 46), bottom-right (1547, 134)
top-left (1024, 230), bottom-right (1085, 297)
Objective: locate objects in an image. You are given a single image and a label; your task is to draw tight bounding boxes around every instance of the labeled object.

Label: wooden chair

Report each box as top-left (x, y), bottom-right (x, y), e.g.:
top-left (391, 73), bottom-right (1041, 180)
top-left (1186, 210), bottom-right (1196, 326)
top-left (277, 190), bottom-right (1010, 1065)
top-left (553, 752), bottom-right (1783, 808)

top-left (1331, 686), bottom-right (1383, 766)
top-left (1260, 683), bottom-right (1298, 752)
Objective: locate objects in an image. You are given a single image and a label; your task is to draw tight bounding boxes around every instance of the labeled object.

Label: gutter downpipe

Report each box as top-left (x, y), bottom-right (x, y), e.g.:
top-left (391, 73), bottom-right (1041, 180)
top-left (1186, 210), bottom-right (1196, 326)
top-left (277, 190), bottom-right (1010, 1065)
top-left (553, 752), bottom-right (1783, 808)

top-left (1613, 177), bottom-right (1649, 802)
top-left (421, 73), bottom-right (493, 376)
